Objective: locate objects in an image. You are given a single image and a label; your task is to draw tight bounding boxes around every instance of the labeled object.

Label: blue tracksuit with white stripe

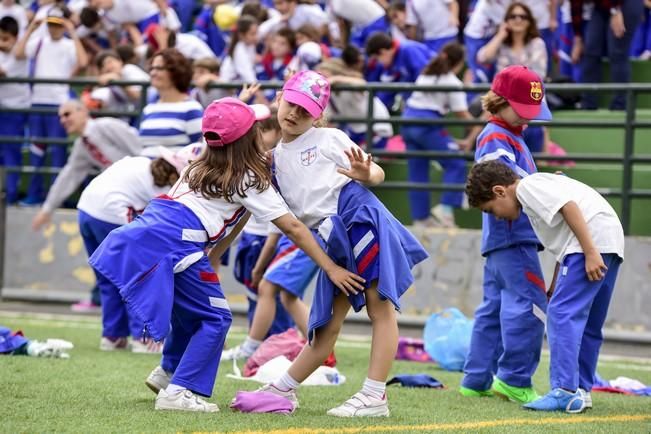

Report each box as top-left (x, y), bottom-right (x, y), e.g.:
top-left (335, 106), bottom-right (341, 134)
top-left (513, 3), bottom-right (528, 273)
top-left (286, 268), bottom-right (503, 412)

top-left (461, 117), bottom-right (548, 390)
top-left (89, 198), bottom-right (232, 397)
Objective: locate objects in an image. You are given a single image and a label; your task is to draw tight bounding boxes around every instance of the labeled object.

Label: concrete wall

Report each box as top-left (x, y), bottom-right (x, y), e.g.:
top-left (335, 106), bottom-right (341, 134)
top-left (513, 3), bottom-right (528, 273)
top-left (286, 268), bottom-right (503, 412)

top-left (3, 207), bottom-right (650, 333)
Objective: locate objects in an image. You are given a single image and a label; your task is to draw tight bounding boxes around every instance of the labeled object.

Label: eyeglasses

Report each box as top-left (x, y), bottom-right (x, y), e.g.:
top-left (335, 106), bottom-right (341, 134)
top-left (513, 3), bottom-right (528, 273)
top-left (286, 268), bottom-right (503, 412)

top-left (59, 111), bottom-right (72, 118)
top-left (507, 13), bottom-right (530, 21)
top-left (149, 65), bottom-right (168, 72)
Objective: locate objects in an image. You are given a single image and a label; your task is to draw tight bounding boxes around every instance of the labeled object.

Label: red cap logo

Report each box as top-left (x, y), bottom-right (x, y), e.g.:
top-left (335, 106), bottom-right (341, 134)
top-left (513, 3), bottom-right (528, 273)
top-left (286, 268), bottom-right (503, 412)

top-left (530, 81), bottom-right (543, 102)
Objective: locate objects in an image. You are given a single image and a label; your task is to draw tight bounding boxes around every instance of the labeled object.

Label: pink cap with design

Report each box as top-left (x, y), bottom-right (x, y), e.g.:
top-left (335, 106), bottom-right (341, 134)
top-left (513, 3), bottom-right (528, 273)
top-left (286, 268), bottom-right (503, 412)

top-left (202, 97), bottom-right (271, 147)
top-left (158, 142), bottom-right (205, 173)
top-left (282, 70), bottom-right (330, 119)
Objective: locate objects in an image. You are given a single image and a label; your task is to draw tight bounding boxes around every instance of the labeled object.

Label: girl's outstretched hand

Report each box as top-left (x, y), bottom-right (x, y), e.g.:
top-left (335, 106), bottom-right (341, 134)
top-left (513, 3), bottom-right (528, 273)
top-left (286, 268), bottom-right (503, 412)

top-left (337, 147), bottom-right (372, 183)
top-left (325, 265), bottom-right (366, 296)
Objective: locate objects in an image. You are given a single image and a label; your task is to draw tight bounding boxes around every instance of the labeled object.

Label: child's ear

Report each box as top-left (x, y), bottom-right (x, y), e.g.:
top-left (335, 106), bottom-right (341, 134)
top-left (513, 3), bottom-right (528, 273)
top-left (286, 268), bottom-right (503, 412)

top-left (492, 185), bottom-right (507, 197)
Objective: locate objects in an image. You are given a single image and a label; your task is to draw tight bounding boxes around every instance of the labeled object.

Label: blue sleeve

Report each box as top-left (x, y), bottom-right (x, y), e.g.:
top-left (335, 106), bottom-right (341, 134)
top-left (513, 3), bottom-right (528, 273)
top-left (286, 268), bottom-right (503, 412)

top-left (408, 46), bottom-right (433, 82)
top-left (475, 134), bottom-right (527, 178)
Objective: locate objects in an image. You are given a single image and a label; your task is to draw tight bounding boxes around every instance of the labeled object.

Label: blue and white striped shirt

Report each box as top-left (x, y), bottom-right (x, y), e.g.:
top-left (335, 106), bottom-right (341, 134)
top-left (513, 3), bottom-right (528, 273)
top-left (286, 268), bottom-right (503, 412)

top-left (139, 99), bottom-right (203, 154)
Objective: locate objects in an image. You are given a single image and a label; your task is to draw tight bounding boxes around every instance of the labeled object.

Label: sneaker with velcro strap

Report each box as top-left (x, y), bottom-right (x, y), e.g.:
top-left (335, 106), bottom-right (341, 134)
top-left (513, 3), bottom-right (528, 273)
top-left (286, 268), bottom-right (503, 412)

top-left (155, 389), bottom-right (219, 412)
top-left (326, 392), bottom-right (390, 417)
top-left (146, 366), bottom-right (172, 394)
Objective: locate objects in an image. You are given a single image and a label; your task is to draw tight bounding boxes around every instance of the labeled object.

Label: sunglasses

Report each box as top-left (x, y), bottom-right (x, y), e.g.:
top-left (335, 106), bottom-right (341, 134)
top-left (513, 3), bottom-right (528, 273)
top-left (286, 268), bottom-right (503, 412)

top-left (507, 13), bottom-right (530, 21)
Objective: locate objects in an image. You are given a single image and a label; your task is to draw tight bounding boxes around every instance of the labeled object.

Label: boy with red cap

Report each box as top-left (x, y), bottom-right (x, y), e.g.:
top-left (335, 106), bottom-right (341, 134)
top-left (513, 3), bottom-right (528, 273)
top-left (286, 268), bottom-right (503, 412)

top-left (89, 97), bottom-right (363, 412)
top-left (460, 65), bottom-right (551, 404)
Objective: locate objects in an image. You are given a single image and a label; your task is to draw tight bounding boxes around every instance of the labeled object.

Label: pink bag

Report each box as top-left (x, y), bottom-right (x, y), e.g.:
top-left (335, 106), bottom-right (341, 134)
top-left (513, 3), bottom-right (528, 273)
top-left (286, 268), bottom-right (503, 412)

top-left (395, 336), bottom-right (435, 364)
top-left (243, 329), bottom-right (306, 377)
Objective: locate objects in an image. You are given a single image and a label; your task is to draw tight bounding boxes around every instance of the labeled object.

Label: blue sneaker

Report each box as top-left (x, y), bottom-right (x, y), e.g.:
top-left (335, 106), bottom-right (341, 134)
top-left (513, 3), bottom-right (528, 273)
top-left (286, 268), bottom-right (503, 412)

top-left (523, 388), bottom-right (586, 413)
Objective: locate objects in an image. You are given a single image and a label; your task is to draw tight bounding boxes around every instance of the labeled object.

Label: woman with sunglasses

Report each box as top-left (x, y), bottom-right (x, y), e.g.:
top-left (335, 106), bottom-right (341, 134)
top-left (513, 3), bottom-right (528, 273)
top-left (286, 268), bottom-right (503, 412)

top-left (477, 2), bottom-right (548, 155)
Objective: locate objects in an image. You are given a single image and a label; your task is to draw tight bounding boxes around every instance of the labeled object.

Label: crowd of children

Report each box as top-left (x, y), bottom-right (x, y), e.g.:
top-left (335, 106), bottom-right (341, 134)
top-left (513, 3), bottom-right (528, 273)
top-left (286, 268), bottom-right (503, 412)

top-left (0, 0), bottom-right (629, 419)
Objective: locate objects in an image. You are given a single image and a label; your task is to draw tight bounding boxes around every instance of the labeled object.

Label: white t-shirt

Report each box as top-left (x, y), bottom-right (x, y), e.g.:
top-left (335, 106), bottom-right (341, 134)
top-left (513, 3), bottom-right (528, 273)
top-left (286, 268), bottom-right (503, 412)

top-left (26, 36), bottom-right (77, 105)
top-left (258, 4), bottom-right (328, 39)
top-left (521, 0), bottom-right (550, 30)
top-left (328, 0), bottom-right (385, 27)
top-left (0, 4), bottom-right (28, 34)
top-left (406, 0), bottom-right (458, 40)
top-left (175, 32), bottom-right (217, 60)
top-left (167, 171), bottom-right (290, 242)
top-left (516, 173), bottom-right (625, 261)
top-left (77, 156), bottom-right (169, 225)
top-left (0, 48), bottom-right (30, 108)
top-left (273, 127), bottom-right (364, 228)
top-left (406, 72), bottom-right (467, 114)
top-left (463, 0), bottom-right (510, 39)
top-left (103, 0), bottom-right (159, 24)
top-left (244, 215), bottom-right (272, 236)
top-left (220, 42), bottom-right (256, 83)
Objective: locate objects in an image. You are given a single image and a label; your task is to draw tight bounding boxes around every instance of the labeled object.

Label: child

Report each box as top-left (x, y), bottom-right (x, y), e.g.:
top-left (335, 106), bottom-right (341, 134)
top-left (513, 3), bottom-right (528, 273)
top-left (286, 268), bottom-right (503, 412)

top-left (191, 56), bottom-right (229, 108)
top-left (465, 160), bottom-right (624, 413)
top-left (401, 42), bottom-right (480, 228)
top-left (257, 28), bottom-right (296, 101)
top-left (405, 0), bottom-right (459, 53)
top-left (219, 15), bottom-right (259, 84)
top-left (0, 16), bottom-right (29, 204)
top-left (88, 97), bottom-right (364, 412)
top-left (460, 65), bottom-right (551, 404)
top-left (80, 145), bottom-right (202, 353)
top-left (240, 70), bottom-right (428, 417)
top-left (14, 7), bottom-right (88, 205)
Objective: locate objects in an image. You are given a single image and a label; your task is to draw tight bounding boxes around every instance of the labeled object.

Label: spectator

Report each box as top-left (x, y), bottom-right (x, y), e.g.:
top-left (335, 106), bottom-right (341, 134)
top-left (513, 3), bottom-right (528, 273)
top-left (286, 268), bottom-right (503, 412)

top-left (138, 48), bottom-right (203, 154)
top-left (140, 23), bottom-right (217, 61)
top-left (365, 31), bottom-right (434, 110)
top-left (387, 1), bottom-right (409, 42)
top-left (401, 42), bottom-right (480, 228)
top-left (462, 0), bottom-right (504, 84)
top-left (191, 56), bottom-right (230, 108)
top-left (14, 7), bottom-right (89, 205)
top-left (192, 1), bottom-right (227, 57)
top-left (90, 50), bottom-right (149, 114)
top-left (316, 57), bottom-right (393, 149)
top-left (76, 6), bottom-right (118, 59)
top-left (405, 0), bottom-right (460, 53)
top-left (257, 0), bottom-right (328, 40)
top-left (257, 28), bottom-right (296, 101)
top-left (477, 2), bottom-right (548, 80)
top-left (556, 0), bottom-right (584, 83)
top-left (571, 0), bottom-right (644, 110)
top-left (328, 0), bottom-right (389, 48)
top-left (219, 15), bottom-right (259, 84)
top-left (0, 0), bottom-right (28, 35)
top-left (0, 16), bottom-right (29, 205)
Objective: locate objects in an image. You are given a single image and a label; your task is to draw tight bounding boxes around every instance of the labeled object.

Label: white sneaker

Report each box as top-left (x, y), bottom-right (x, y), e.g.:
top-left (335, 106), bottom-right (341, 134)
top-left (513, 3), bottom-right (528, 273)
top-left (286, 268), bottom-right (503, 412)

top-left (256, 383), bottom-right (299, 410)
top-left (326, 392), bottom-right (390, 417)
top-left (146, 366), bottom-right (172, 394)
top-left (579, 388), bottom-right (592, 409)
top-left (99, 337), bottom-right (129, 351)
top-left (431, 204), bottom-right (457, 228)
top-left (155, 389), bottom-right (219, 412)
top-left (131, 338), bottom-right (163, 354)
top-left (220, 345), bottom-right (251, 361)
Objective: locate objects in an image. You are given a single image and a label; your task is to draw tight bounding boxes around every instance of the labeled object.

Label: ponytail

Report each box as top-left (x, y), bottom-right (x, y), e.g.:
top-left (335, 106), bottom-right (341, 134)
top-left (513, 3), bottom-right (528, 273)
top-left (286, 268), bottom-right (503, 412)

top-left (421, 42), bottom-right (465, 76)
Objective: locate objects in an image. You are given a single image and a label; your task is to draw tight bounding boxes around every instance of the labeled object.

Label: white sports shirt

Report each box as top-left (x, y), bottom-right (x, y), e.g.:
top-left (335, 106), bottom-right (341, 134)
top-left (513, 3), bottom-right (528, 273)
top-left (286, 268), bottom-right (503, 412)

top-left (516, 173), bottom-right (625, 262)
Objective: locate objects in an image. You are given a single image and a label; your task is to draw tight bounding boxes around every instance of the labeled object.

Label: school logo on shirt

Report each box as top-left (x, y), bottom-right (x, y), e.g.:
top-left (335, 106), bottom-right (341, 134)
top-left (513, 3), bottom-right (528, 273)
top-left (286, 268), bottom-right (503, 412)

top-left (301, 146), bottom-right (317, 166)
top-left (530, 81), bottom-right (543, 101)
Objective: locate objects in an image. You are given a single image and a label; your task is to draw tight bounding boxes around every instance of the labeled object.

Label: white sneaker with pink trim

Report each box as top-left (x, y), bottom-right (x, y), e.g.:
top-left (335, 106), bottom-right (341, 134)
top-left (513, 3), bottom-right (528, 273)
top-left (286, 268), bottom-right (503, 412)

top-left (146, 366), bottom-right (172, 394)
top-left (155, 389), bottom-right (219, 412)
top-left (326, 392), bottom-right (390, 417)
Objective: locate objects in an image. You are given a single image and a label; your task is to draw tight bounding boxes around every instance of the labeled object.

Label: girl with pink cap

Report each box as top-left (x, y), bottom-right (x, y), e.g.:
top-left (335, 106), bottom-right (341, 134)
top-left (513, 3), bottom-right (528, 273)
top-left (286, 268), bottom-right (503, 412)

top-left (242, 71), bottom-right (428, 417)
top-left (89, 97), bottom-right (364, 413)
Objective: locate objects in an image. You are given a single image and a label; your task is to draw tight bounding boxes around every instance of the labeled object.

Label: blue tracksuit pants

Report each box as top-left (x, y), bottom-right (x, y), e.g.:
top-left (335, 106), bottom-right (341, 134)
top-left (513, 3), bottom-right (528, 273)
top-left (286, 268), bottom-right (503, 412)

top-left (462, 244), bottom-right (548, 390)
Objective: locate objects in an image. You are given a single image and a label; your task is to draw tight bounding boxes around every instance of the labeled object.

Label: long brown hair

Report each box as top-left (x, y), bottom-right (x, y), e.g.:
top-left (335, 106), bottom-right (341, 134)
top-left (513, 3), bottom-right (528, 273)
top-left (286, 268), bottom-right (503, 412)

top-left (150, 158), bottom-right (180, 187)
top-left (503, 2), bottom-right (540, 46)
top-left (183, 125), bottom-right (271, 201)
top-left (421, 42), bottom-right (465, 76)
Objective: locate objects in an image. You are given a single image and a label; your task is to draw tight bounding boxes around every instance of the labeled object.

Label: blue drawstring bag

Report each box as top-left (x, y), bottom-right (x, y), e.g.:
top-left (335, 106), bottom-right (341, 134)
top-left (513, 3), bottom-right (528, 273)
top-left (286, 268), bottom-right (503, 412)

top-left (423, 308), bottom-right (474, 371)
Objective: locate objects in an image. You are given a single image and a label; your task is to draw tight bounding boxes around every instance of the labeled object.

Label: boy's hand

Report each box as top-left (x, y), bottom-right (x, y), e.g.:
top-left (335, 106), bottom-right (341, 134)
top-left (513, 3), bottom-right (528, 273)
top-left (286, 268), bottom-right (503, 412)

top-left (337, 147), bottom-right (372, 182)
top-left (325, 264), bottom-right (366, 296)
top-left (585, 250), bottom-right (607, 281)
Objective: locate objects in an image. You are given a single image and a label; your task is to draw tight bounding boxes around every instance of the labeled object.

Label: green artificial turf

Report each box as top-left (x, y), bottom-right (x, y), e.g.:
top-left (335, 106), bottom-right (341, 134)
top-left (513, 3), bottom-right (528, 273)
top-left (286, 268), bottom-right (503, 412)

top-left (1, 312), bottom-right (650, 434)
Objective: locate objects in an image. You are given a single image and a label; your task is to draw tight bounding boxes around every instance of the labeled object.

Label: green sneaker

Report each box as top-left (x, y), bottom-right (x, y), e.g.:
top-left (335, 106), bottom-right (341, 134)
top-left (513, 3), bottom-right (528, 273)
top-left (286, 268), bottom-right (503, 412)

top-left (459, 386), bottom-right (494, 397)
top-left (492, 377), bottom-right (539, 404)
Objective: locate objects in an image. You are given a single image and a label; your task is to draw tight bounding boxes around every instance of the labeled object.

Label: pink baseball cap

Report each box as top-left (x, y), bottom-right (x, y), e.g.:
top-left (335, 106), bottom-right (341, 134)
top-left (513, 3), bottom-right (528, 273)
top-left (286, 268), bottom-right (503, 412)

top-left (158, 142), bottom-right (205, 173)
top-left (202, 97), bottom-right (271, 147)
top-left (491, 65), bottom-right (552, 121)
top-left (282, 70), bottom-right (330, 119)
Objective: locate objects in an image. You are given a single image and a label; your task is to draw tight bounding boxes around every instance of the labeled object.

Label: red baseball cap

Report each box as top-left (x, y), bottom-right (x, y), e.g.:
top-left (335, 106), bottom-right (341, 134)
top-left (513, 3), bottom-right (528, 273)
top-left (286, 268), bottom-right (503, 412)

top-left (491, 65), bottom-right (552, 121)
top-left (202, 97), bottom-right (271, 147)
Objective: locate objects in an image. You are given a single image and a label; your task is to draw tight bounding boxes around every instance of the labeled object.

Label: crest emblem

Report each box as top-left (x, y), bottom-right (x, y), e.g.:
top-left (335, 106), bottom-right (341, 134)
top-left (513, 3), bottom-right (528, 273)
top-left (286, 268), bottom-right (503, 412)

top-left (530, 81), bottom-right (542, 101)
top-left (301, 146), bottom-right (317, 166)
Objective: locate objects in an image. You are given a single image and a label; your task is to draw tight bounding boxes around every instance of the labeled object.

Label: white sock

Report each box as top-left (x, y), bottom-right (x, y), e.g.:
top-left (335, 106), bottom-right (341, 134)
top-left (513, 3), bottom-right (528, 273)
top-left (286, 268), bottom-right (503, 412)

top-left (241, 336), bottom-right (262, 356)
top-left (273, 372), bottom-right (300, 392)
top-left (361, 377), bottom-right (386, 400)
top-left (165, 383), bottom-right (186, 395)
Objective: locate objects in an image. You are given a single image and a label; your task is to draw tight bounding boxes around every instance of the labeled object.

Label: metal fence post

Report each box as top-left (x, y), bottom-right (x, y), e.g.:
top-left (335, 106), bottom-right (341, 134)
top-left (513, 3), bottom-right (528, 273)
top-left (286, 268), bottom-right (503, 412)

top-left (365, 87), bottom-right (375, 149)
top-left (0, 166), bottom-right (6, 296)
top-left (621, 89), bottom-right (636, 235)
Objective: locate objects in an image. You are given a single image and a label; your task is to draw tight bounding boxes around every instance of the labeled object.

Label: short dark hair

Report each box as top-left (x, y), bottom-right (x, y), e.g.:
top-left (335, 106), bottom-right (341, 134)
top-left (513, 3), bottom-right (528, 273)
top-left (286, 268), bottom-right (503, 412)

top-left (80, 7), bottom-right (100, 28)
top-left (152, 48), bottom-right (194, 93)
top-left (276, 27), bottom-right (297, 51)
top-left (466, 161), bottom-right (518, 208)
top-left (0, 16), bottom-right (19, 37)
top-left (365, 32), bottom-right (393, 56)
top-left (116, 44), bottom-right (136, 64)
top-left (95, 50), bottom-right (120, 69)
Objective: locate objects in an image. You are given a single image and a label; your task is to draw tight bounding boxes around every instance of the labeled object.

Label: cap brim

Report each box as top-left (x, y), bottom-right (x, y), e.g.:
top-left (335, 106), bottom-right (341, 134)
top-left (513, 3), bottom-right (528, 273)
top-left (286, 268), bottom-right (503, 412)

top-left (46, 17), bottom-right (65, 25)
top-left (250, 104), bottom-right (271, 121)
top-left (157, 146), bottom-right (184, 173)
top-left (283, 89), bottom-right (322, 119)
top-left (509, 98), bottom-right (552, 122)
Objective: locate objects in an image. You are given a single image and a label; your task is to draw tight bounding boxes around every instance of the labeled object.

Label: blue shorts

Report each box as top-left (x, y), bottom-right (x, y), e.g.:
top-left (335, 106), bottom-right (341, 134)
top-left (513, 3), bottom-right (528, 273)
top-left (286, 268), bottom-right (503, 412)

top-left (263, 235), bottom-right (318, 298)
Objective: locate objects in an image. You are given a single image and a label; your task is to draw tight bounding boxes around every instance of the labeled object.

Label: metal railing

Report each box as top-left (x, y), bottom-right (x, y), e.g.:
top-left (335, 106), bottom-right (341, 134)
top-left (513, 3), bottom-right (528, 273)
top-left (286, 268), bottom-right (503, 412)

top-left (1, 78), bottom-right (651, 234)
